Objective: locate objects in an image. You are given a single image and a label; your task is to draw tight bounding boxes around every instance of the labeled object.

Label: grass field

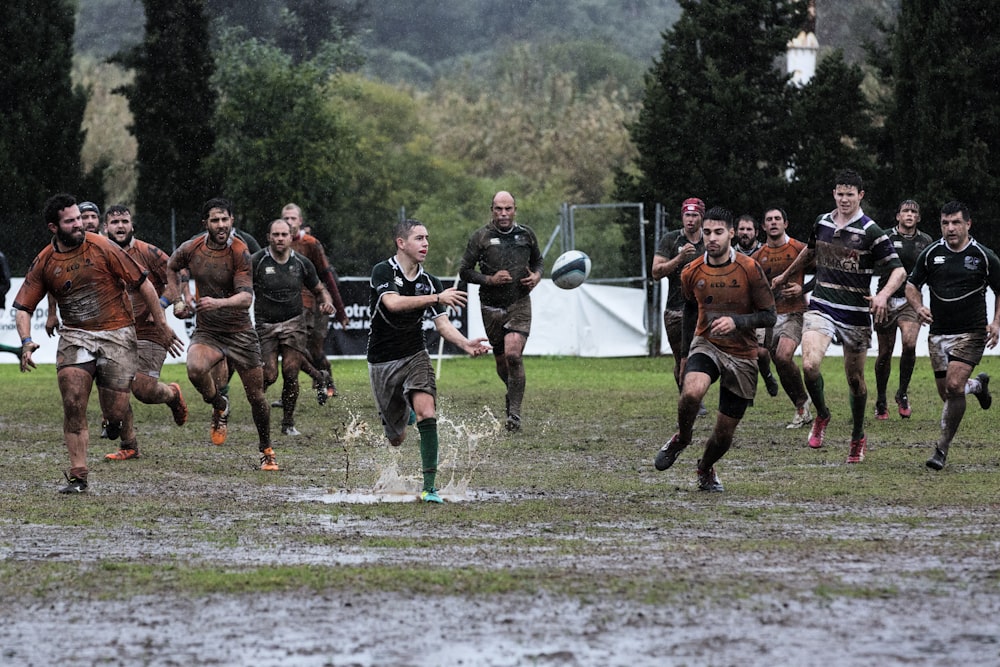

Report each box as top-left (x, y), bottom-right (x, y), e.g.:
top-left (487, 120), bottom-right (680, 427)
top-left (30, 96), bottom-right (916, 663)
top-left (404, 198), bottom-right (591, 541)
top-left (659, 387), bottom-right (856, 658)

top-left (1, 355), bottom-right (999, 665)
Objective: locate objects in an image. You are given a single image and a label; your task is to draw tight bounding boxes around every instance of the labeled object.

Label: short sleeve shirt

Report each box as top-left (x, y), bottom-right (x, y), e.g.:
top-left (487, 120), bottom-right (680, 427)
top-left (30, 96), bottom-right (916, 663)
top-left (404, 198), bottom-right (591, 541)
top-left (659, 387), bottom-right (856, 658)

top-left (655, 229), bottom-right (705, 310)
top-left (252, 249), bottom-right (320, 324)
top-left (807, 210), bottom-right (902, 327)
top-left (877, 227), bottom-right (934, 298)
top-left (459, 223), bottom-right (543, 308)
top-left (15, 233), bottom-right (145, 331)
top-left (681, 249), bottom-right (775, 359)
top-left (908, 238), bottom-right (1000, 335)
top-left (168, 233), bottom-right (253, 333)
top-left (367, 257), bottom-right (446, 363)
top-left (752, 236), bottom-right (808, 315)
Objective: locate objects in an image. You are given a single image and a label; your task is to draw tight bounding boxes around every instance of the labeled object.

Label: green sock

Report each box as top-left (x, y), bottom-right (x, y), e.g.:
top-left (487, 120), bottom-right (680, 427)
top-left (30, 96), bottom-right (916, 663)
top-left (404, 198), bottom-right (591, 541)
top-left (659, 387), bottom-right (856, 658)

top-left (805, 374), bottom-right (828, 418)
top-left (851, 393), bottom-right (867, 439)
top-left (417, 418), bottom-right (438, 493)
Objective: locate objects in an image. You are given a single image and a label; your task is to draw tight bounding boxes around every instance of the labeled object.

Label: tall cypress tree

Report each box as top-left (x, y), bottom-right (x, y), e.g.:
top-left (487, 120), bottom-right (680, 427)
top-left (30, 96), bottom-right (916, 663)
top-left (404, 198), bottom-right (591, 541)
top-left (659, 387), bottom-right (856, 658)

top-left (879, 0), bottom-right (1000, 244)
top-left (617, 0), bottom-right (807, 268)
top-left (113, 0), bottom-right (217, 250)
top-left (0, 0), bottom-right (89, 272)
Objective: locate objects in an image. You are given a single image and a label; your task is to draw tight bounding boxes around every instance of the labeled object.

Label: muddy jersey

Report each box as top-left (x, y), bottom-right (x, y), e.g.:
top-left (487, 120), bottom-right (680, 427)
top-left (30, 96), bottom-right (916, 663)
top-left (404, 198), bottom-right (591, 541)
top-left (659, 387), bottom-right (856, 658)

top-left (251, 249), bottom-right (320, 324)
top-left (367, 257), bottom-right (447, 363)
top-left (459, 223), bottom-right (543, 308)
top-left (807, 210), bottom-right (902, 327)
top-left (120, 238), bottom-right (170, 342)
top-left (291, 232), bottom-right (331, 311)
top-left (752, 237), bottom-right (808, 315)
top-left (168, 233), bottom-right (253, 333)
top-left (877, 227), bottom-right (934, 298)
top-left (15, 232), bottom-right (145, 331)
top-left (655, 230), bottom-right (705, 310)
top-left (908, 237), bottom-right (1000, 336)
top-left (681, 249), bottom-right (775, 359)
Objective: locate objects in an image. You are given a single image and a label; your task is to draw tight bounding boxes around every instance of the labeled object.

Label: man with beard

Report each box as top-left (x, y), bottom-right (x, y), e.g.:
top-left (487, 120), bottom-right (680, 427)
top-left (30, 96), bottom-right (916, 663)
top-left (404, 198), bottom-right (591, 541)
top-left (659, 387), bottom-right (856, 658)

top-left (13, 193), bottom-right (177, 493)
top-left (459, 191), bottom-right (544, 432)
top-left (653, 207), bottom-right (776, 492)
top-left (101, 205), bottom-right (187, 461)
top-left (168, 197), bottom-right (278, 471)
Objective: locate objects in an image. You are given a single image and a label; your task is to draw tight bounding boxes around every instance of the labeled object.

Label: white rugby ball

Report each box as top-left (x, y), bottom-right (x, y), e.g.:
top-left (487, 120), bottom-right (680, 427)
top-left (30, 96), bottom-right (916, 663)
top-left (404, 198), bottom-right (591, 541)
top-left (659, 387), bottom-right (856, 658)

top-left (551, 250), bottom-right (592, 290)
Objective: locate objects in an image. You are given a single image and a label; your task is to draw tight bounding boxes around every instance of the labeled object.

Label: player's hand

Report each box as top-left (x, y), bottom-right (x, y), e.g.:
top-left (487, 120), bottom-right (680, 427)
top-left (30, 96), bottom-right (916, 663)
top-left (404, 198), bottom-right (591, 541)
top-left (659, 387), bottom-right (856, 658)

top-left (520, 270), bottom-right (541, 291)
top-left (987, 322), bottom-right (1000, 349)
top-left (780, 283), bottom-right (802, 299)
top-left (319, 302), bottom-right (334, 315)
top-left (173, 299), bottom-right (193, 320)
top-left (915, 305), bottom-right (932, 326)
top-left (866, 294), bottom-right (889, 324)
top-left (465, 337), bottom-right (491, 357)
top-left (709, 316), bottom-right (736, 336)
top-left (437, 287), bottom-right (468, 308)
top-left (490, 270), bottom-right (513, 286)
top-left (163, 328), bottom-right (185, 358)
top-left (20, 342), bottom-right (39, 372)
top-left (771, 273), bottom-right (788, 289)
top-left (45, 315), bottom-right (59, 337)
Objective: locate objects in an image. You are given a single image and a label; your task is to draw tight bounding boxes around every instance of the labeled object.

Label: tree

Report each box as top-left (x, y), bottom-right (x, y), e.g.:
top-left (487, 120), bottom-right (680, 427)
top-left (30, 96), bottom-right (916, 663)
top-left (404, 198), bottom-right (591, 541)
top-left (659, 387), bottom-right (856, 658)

top-left (617, 0), bottom-right (807, 269)
top-left (0, 0), bottom-right (91, 272)
top-left (876, 0), bottom-right (1000, 246)
top-left (112, 0), bottom-right (217, 250)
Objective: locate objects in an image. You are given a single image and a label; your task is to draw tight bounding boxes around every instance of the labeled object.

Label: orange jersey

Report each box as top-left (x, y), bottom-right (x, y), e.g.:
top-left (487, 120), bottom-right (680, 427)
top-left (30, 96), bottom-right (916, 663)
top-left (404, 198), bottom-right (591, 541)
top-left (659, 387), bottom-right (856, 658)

top-left (681, 250), bottom-right (775, 359)
top-left (169, 233), bottom-right (253, 333)
top-left (15, 232), bottom-right (144, 331)
top-left (291, 232), bottom-right (330, 310)
top-left (752, 237), bottom-right (807, 315)
top-left (122, 238), bottom-right (170, 341)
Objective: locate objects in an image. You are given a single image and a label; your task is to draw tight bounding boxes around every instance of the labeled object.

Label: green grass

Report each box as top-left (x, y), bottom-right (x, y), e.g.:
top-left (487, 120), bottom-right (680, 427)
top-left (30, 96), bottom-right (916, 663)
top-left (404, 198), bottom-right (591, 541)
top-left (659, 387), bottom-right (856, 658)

top-left (1, 355), bottom-right (999, 605)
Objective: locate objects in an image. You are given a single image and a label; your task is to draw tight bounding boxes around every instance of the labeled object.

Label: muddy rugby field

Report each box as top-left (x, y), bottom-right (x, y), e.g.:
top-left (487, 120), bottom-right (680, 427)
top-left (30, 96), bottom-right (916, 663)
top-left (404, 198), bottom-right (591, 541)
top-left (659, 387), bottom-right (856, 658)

top-left (1, 357), bottom-right (998, 666)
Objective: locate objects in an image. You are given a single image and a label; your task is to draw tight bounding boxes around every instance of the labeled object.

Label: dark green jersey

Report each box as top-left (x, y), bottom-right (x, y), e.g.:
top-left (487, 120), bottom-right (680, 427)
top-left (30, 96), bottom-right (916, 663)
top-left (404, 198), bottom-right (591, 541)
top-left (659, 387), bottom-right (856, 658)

top-left (251, 249), bottom-right (320, 324)
top-left (459, 223), bottom-right (543, 308)
top-left (655, 229), bottom-right (705, 310)
top-left (877, 227), bottom-right (933, 298)
top-left (908, 237), bottom-right (1000, 335)
top-left (367, 257), bottom-right (446, 363)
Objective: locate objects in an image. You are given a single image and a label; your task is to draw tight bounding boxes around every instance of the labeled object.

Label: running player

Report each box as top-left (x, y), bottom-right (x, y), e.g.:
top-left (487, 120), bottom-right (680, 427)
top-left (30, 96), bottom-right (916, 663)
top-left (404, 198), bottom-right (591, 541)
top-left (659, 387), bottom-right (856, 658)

top-left (653, 206), bottom-right (776, 492)
top-left (906, 201), bottom-right (997, 470)
top-left (873, 199), bottom-right (933, 420)
top-left (369, 219), bottom-right (491, 503)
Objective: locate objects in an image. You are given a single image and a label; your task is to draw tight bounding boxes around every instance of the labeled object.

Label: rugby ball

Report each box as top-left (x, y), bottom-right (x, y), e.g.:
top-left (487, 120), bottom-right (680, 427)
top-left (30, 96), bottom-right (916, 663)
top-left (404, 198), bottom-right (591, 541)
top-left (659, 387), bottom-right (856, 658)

top-left (551, 250), bottom-right (592, 290)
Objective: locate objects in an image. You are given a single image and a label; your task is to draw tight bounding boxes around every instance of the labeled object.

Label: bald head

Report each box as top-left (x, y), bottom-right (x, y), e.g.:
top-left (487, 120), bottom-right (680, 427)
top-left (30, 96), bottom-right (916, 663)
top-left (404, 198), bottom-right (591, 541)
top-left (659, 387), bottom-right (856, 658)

top-left (491, 191), bottom-right (516, 232)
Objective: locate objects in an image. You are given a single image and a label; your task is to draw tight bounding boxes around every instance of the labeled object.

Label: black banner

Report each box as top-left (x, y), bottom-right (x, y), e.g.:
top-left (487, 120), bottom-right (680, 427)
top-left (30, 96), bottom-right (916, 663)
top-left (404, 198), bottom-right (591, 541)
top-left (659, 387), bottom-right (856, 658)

top-left (324, 277), bottom-right (469, 357)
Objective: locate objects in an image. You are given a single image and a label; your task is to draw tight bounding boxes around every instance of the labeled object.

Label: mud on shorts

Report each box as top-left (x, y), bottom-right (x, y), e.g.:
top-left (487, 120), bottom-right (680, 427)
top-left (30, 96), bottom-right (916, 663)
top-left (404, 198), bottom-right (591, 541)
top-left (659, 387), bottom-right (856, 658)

top-left (874, 297), bottom-right (919, 334)
top-left (928, 332), bottom-right (987, 374)
top-left (762, 312), bottom-right (804, 353)
top-left (256, 312), bottom-right (311, 361)
top-left (190, 327), bottom-right (263, 372)
top-left (803, 310), bottom-right (871, 354)
top-left (663, 308), bottom-right (686, 357)
top-left (481, 296), bottom-right (532, 354)
top-left (687, 336), bottom-right (759, 401)
top-left (136, 338), bottom-right (168, 378)
top-left (368, 350), bottom-right (436, 443)
top-left (56, 325), bottom-right (137, 391)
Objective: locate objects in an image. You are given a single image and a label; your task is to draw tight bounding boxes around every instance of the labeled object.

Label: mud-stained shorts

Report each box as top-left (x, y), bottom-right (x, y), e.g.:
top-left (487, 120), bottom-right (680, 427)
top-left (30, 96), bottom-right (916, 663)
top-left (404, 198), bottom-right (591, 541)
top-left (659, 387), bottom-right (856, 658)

top-left (136, 338), bottom-right (168, 378)
top-left (56, 325), bottom-right (137, 390)
top-left (803, 310), bottom-right (871, 354)
top-left (190, 327), bottom-right (263, 371)
top-left (928, 332), bottom-right (986, 373)
top-left (481, 296), bottom-right (532, 354)
top-left (663, 308), bottom-right (686, 357)
top-left (256, 313), bottom-right (311, 361)
top-left (874, 297), bottom-right (919, 334)
top-left (687, 335), bottom-right (758, 400)
top-left (368, 350), bottom-right (437, 442)
top-left (762, 312), bottom-right (804, 352)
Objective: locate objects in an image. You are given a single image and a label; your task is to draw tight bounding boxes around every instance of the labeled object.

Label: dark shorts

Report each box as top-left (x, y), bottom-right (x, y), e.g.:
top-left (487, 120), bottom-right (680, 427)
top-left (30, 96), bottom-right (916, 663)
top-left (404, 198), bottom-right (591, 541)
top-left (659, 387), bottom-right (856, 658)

top-left (136, 338), bottom-right (168, 378)
top-left (257, 313), bottom-right (311, 360)
top-left (190, 327), bottom-right (263, 372)
top-left (481, 296), bottom-right (532, 353)
top-left (368, 350), bottom-right (437, 442)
